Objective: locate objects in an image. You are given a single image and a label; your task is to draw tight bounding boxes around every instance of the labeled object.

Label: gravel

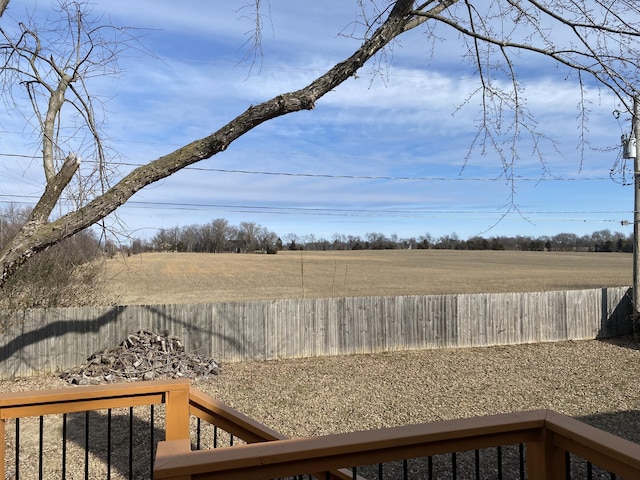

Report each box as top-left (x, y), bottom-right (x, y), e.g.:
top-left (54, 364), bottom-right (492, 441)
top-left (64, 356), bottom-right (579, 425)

top-left (192, 336), bottom-right (640, 442)
top-left (2, 336), bottom-right (640, 478)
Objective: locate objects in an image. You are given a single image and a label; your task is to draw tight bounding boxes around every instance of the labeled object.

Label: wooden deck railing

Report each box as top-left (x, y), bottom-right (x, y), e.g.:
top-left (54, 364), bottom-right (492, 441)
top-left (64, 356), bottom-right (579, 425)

top-left (153, 409), bottom-right (640, 480)
top-left (1, 380), bottom-right (640, 479)
top-left (186, 386), bottom-right (285, 444)
top-left (0, 379), bottom-right (192, 478)
top-left (186, 386), bottom-right (355, 480)
top-left (0, 379), bottom-right (353, 479)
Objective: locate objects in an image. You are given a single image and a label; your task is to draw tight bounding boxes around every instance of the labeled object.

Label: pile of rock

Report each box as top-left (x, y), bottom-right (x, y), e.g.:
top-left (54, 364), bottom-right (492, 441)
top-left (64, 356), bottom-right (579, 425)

top-left (60, 330), bottom-right (221, 385)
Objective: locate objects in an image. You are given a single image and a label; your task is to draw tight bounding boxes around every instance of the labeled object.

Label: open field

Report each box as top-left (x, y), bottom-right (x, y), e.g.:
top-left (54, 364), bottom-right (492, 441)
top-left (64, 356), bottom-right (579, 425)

top-left (102, 249), bottom-right (632, 305)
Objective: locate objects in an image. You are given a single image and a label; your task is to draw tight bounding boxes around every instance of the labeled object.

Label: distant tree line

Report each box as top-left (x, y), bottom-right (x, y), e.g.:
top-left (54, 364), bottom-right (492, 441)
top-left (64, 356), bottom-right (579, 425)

top-left (125, 219), bottom-right (282, 255)
top-left (1, 204), bottom-right (632, 310)
top-left (121, 218), bottom-right (633, 255)
top-left (284, 230), bottom-right (632, 253)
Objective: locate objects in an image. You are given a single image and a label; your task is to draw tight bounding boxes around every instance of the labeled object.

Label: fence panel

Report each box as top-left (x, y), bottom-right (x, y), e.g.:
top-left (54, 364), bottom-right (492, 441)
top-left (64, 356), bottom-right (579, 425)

top-left (0, 287), bottom-right (632, 378)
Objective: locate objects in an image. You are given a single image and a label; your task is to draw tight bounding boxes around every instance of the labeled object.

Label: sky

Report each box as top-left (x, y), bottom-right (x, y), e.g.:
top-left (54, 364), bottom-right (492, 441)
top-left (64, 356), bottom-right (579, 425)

top-left (0, 0), bottom-right (635, 243)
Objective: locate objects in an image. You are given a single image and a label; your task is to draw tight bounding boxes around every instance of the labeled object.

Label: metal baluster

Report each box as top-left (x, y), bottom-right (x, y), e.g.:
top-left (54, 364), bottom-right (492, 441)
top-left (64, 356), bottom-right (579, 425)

top-left (451, 452), bottom-right (457, 480)
top-left (128, 406), bottom-right (134, 479)
top-left (565, 452), bottom-right (571, 480)
top-left (427, 455), bottom-right (433, 480)
top-left (107, 409), bottom-right (112, 480)
top-left (474, 449), bottom-right (480, 479)
top-left (351, 466), bottom-right (357, 479)
top-left (230, 433), bottom-right (234, 446)
top-left (519, 443), bottom-right (525, 480)
top-left (497, 446), bottom-right (503, 480)
top-left (15, 418), bottom-right (19, 480)
top-left (403, 458), bottom-right (408, 480)
top-left (84, 411), bottom-right (90, 480)
top-left (38, 416), bottom-right (43, 480)
top-left (378, 462), bottom-right (383, 479)
top-left (213, 425), bottom-right (218, 448)
top-left (150, 405), bottom-right (155, 479)
top-left (587, 461), bottom-right (593, 480)
top-left (62, 413), bottom-right (67, 480)
top-left (196, 417), bottom-right (201, 450)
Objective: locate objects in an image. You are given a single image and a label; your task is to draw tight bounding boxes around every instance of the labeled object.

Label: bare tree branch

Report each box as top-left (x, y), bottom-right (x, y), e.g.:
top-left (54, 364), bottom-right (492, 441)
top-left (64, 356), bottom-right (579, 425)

top-left (31, 154), bottom-right (80, 224)
top-left (0, 0), bottom-right (10, 18)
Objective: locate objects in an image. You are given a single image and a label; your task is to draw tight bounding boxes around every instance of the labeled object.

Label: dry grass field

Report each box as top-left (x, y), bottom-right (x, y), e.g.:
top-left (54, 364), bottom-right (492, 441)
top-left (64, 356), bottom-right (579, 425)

top-left (102, 249), bottom-right (632, 305)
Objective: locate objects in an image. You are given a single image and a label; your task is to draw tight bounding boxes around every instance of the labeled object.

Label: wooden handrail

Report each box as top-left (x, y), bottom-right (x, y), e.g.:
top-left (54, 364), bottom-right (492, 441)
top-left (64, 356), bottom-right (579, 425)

top-left (0, 379), bottom-right (353, 480)
top-left (0, 379), bottom-right (192, 478)
top-left (186, 386), bottom-right (361, 480)
top-left (154, 410), bottom-right (545, 479)
top-left (0, 378), bottom-right (190, 416)
top-left (153, 409), bottom-right (640, 480)
top-left (545, 410), bottom-right (640, 478)
top-left (188, 386), bottom-right (285, 443)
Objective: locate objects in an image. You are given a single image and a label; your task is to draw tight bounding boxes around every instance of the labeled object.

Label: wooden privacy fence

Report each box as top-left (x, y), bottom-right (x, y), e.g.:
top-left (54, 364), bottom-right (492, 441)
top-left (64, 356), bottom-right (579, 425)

top-left (0, 287), bottom-right (632, 378)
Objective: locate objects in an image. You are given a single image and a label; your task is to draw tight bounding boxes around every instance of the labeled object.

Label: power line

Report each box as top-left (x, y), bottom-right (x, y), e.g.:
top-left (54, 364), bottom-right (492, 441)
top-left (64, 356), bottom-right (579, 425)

top-left (0, 152), bottom-right (35, 159)
top-left (153, 162), bottom-right (617, 182)
top-left (0, 153), bottom-right (622, 182)
top-left (0, 194), bottom-right (628, 223)
top-left (126, 200), bottom-right (630, 216)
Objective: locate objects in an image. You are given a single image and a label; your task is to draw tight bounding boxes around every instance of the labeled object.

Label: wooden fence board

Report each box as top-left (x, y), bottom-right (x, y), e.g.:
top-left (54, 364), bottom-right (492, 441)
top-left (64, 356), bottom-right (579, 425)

top-left (0, 287), bottom-right (632, 378)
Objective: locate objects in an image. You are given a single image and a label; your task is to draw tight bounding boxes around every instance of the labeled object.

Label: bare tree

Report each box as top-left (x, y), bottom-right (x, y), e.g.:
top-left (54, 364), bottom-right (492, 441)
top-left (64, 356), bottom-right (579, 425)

top-left (2, 0), bottom-right (640, 289)
top-left (283, 233), bottom-right (301, 250)
top-left (0, 0), bottom-right (143, 284)
top-left (237, 222), bottom-right (262, 253)
top-left (210, 219), bottom-right (231, 254)
top-left (0, 205), bottom-right (106, 308)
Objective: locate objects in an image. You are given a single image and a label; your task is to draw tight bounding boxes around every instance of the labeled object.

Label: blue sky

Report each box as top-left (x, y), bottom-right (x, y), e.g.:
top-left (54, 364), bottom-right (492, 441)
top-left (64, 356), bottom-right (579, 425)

top-left (0, 1), bottom-right (634, 242)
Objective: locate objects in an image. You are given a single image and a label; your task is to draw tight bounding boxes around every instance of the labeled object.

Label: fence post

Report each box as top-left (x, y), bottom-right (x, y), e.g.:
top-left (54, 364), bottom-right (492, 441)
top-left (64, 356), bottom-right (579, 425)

top-left (165, 384), bottom-right (190, 441)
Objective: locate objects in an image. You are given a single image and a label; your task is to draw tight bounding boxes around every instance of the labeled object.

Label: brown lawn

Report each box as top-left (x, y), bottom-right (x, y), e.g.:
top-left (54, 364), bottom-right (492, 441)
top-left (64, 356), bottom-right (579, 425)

top-left (102, 249), bottom-right (632, 305)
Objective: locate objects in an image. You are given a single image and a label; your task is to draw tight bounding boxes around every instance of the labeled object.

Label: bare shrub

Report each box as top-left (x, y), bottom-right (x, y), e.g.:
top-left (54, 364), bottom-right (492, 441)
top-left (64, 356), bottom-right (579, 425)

top-left (0, 205), bottom-right (112, 310)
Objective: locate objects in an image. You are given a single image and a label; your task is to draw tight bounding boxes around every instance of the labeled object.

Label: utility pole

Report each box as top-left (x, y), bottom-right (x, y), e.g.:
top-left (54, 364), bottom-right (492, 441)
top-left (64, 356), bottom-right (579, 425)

top-left (634, 97), bottom-right (640, 323)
